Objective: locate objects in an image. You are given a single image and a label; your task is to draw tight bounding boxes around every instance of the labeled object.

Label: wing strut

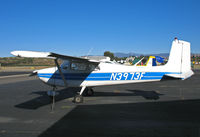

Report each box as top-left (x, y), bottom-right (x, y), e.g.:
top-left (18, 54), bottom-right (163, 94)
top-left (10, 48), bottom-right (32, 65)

top-left (54, 59), bottom-right (68, 87)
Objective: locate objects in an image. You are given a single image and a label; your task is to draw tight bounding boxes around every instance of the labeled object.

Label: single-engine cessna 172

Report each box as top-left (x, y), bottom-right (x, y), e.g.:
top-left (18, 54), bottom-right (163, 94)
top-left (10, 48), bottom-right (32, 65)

top-left (11, 38), bottom-right (194, 103)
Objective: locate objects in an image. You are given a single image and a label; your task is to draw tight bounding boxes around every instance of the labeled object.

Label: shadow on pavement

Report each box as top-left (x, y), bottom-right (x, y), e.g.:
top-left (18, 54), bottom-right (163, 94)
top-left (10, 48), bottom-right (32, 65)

top-left (15, 88), bottom-right (164, 109)
top-left (127, 89), bottom-right (163, 100)
top-left (93, 89), bottom-right (163, 100)
top-left (14, 87), bottom-right (79, 109)
top-left (38, 99), bottom-right (200, 137)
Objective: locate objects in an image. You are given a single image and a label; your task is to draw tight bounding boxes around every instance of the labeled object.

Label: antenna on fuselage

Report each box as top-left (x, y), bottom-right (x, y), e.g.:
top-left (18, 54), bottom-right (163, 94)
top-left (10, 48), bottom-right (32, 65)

top-left (85, 47), bottom-right (94, 59)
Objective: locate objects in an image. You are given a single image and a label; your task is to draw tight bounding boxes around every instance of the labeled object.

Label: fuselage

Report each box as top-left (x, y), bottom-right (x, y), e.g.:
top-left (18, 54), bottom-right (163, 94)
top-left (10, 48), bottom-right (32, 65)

top-left (36, 61), bottom-right (180, 87)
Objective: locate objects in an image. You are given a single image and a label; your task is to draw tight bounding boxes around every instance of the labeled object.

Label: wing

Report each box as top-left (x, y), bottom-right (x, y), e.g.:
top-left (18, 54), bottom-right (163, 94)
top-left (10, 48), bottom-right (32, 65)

top-left (11, 51), bottom-right (99, 64)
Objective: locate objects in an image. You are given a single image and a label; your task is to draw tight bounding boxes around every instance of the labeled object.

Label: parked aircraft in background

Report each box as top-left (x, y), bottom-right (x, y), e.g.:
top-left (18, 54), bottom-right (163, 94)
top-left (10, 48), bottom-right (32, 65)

top-left (11, 38), bottom-right (194, 104)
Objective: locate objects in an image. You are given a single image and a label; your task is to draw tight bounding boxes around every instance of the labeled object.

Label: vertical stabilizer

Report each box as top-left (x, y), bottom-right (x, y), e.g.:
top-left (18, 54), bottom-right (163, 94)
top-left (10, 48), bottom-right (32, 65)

top-left (165, 38), bottom-right (194, 79)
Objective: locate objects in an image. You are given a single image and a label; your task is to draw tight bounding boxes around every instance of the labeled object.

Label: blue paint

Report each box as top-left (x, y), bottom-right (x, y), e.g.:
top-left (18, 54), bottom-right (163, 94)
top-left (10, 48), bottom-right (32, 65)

top-left (38, 72), bottom-right (181, 81)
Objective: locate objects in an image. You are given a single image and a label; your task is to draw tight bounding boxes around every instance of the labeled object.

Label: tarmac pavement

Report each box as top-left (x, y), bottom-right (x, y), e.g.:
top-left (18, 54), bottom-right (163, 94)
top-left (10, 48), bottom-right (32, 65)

top-left (0, 70), bottom-right (200, 137)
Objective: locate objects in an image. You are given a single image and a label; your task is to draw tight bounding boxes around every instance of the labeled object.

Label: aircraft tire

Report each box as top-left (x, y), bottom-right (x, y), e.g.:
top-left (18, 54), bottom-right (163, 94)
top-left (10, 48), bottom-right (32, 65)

top-left (86, 88), bottom-right (94, 96)
top-left (74, 95), bottom-right (83, 103)
top-left (83, 88), bottom-right (94, 96)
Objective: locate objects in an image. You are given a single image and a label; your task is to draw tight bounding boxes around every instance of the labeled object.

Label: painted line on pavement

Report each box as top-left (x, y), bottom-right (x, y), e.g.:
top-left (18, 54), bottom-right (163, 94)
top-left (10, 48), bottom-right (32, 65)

top-left (0, 74), bottom-right (30, 79)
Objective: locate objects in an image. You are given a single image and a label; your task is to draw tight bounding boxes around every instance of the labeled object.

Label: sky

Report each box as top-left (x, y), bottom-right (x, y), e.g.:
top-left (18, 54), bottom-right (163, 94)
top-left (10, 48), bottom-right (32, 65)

top-left (0, 0), bottom-right (200, 57)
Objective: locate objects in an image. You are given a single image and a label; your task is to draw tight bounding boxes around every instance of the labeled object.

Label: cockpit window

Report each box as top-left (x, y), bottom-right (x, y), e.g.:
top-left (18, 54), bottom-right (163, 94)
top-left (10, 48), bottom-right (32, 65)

top-left (71, 62), bottom-right (87, 71)
top-left (88, 64), bottom-right (96, 71)
top-left (61, 61), bottom-right (99, 71)
top-left (61, 61), bottom-right (70, 70)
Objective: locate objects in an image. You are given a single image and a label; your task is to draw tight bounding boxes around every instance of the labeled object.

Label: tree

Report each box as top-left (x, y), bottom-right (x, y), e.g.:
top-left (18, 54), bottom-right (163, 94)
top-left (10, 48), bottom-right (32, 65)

top-left (104, 51), bottom-right (114, 60)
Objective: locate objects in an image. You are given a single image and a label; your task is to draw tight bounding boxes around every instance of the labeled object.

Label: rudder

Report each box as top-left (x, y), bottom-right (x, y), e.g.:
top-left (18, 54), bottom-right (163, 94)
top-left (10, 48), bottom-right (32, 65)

top-left (165, 38), bottom-right (194, 79)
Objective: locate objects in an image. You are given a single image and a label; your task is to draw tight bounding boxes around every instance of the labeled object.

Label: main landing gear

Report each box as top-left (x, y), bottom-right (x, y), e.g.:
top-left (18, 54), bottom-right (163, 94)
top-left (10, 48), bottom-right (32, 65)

top-left (73, 87), bottom-right (94, 103)
top-left (47, 86), bottom-right (94, 106)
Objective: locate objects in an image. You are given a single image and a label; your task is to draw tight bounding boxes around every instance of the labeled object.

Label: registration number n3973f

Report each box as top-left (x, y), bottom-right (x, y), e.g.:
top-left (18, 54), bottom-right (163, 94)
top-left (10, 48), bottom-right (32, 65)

top-left (110, 72), bottom-right (145, 81)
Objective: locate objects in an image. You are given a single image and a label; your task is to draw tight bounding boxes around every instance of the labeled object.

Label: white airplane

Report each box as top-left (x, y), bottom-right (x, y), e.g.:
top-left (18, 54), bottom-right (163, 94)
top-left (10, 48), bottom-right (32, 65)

top-left (11, 38), bottom-right (194, 103)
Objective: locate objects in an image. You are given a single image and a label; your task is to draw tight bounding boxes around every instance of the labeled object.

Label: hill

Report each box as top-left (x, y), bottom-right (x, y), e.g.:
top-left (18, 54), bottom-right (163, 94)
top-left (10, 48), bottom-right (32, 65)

top-left (0, 57), bottom-right (55, 67)
top-left (114, 52), bottom-right (169, 58)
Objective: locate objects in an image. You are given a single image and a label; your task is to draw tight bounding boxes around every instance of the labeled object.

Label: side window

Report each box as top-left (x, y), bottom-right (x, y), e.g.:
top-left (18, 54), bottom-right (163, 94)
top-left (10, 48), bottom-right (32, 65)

top-left (62, 64), bottom-right (69, 70)
top-left (71, 62), bottom-right (87, 71)
top-left (61, 61), bottom-right (70, 70)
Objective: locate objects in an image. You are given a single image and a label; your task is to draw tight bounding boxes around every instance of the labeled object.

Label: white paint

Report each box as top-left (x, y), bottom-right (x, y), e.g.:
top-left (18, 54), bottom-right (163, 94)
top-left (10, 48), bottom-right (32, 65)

top-left (10, 39), bottom-right (194, 88)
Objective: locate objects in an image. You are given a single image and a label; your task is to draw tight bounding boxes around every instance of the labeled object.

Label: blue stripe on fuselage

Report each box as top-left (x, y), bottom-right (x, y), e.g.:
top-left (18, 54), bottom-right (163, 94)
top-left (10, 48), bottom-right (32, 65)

top-left (38, 72), bottom-right (180, 81)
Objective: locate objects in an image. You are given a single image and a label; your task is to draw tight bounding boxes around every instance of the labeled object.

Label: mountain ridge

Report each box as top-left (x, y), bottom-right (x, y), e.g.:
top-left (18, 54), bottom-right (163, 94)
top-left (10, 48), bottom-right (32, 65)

top-left (114, 52), bottom-right (169, 58)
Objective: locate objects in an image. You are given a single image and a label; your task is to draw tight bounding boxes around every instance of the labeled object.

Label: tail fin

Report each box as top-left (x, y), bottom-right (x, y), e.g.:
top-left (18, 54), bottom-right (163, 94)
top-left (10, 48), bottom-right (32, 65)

top-left (165, 38), bottom-right (194, 80)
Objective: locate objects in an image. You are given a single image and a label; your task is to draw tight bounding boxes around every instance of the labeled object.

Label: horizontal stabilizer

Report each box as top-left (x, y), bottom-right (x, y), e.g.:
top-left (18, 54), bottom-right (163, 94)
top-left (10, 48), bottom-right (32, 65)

top-left (164, 70), bottom-right (194, 80)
